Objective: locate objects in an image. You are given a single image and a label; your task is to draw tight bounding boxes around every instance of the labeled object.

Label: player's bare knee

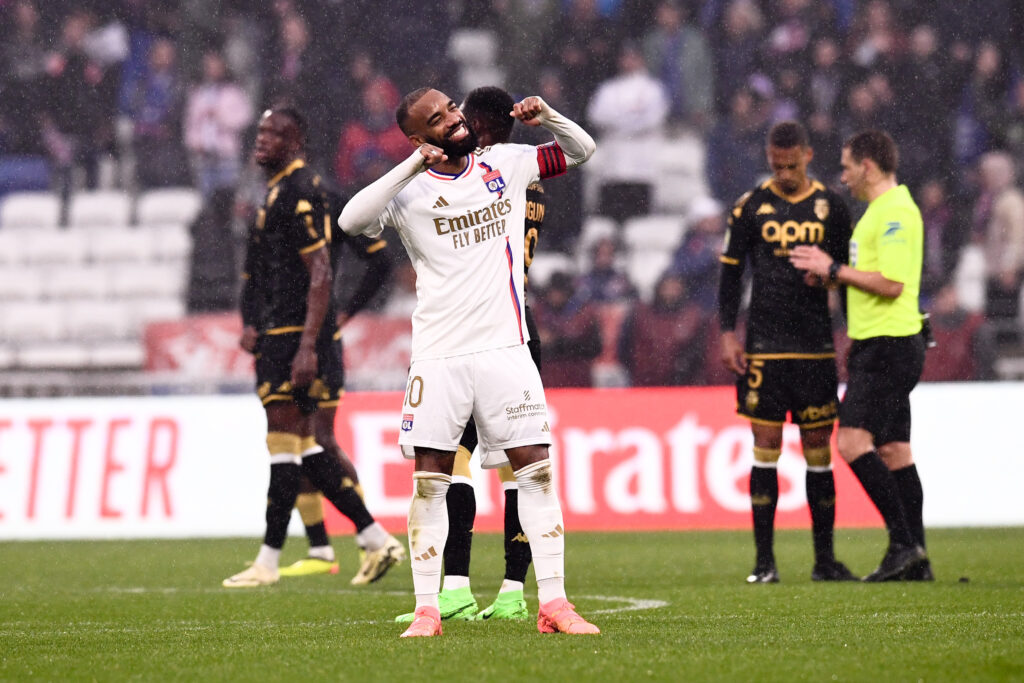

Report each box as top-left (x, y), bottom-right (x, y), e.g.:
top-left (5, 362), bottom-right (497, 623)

top-left (507, 444), bottom-right (549, 471)
top-left (877, 442), bottom-right (913, 469)
top-left (836, 428), bottom-right (872, 463)
top-left (751, 424), bottom-right (783, 450)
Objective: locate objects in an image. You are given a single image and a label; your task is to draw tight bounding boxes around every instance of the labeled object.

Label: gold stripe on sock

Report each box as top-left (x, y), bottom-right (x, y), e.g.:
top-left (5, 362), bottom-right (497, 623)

top-left (803, 446), bottom-right (832, 468)
top-left (296, 492), bottom-right (324, 526)
top-left (753, 446), bottom-right (782, 464)
top-left (267, 432), bottom-right (302, 456)
top-left (453, 446), bottom-right (473, 479)
top-left (497, 464), bottom-right (516, 484)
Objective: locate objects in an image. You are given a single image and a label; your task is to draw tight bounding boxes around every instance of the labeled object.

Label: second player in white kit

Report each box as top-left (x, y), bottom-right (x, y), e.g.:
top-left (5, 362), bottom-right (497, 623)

top-left (339, 88), bottom-right (600, 637)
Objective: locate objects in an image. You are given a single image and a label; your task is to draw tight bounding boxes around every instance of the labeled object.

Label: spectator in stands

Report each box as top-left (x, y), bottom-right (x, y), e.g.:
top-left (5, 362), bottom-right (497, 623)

top-left (532, 271), bottom-right (603, 388)
top-left (576, 237), bottom-right (637, 304)
top-left (921, 284), bottom-right (996, 381)
top-left (184, 49), bottom-right (254, 197)
top-left (954, 40), bottom-right (1012, 167)
top-left (846, 0), bottom-right (902, 71)
top-left (333, 77), bottom-right (408, 191)
top-left (42, 10), bottom-right (120, 194)
top-left (586, 41), bottom-right (669, 221)
top-left (542, 0), bottom-right (621, 118)
top-left (618, 271), bottom-right (709, 386)
top-left (670, 196), bottom-right (724, 312)
top-left (490, 0), bottom-right (560, 95)
top-left (711, 0), bottom-right (765, 115)
top-left (263, 11), bottom-right (339, 169)
top-left (123, 36), bottom-right (188, 189)
top-left (642, 0), bottom-right (714, 132)
top-left (919, 177), bottom-right (963, 301)
top-left (1, 0), bottom-right (48, 156)
top-left (996, 80), bottom-right (1024, 168)
top-left (974, 152), bottom-right (1024, 321)
top-left (836, 81), bottom-right (882, 146)
top-left (706, 84), bottom-right (771, 204)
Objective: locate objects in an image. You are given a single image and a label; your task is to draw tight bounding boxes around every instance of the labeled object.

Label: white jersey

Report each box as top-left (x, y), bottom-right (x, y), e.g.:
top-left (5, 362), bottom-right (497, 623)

top-left (373, 144), bottom-right (548, 361)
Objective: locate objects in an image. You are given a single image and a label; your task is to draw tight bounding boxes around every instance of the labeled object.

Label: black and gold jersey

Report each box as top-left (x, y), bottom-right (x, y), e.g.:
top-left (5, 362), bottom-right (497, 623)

top-left (242, 159), bottom-right (329, 332)
top-left (718, 179), bottom-right (852, 356)
top-left (523, 180), bottom-right (545, 290)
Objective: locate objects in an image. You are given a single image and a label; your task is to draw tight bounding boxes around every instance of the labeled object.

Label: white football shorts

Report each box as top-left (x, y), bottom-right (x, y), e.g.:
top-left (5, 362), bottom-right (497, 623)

top-left (398, 345), bottom-right (552, 467)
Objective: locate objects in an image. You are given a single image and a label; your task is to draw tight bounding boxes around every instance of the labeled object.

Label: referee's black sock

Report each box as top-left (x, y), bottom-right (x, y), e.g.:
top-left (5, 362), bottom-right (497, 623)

top-left (302, 450), bottom-right (374, 533)
top-left (891, 464), bottom-right (926, 549)
top-left (848, 451), bottom-right (914, 547)
top-left (264, 462), bottom-right (302, 549)
top-left (750, 466), bottom-right (778, 567)
top-left (443, 482), bottom-right (476, 578)
top-left (503, 489), bottom-right (532, 584)
top-left (806, 470), bottom-right (837, 563)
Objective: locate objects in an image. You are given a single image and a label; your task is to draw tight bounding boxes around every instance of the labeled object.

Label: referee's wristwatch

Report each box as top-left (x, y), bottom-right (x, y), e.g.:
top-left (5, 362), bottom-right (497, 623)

top-left (827, 261), bottom-right (842, 284)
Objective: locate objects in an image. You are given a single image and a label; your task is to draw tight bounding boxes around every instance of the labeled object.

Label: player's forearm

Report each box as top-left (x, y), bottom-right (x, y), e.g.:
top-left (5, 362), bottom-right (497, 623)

top-left (338, 151), bottom-right (424, 235)
top-left (536, 100), bottom-right (596, 166)
top-left (300, 253), bottom-right (332, 347)
top-left (833, 265), bottom-right (904, 299)
top-left (717, 263), bottom-right (743, 330)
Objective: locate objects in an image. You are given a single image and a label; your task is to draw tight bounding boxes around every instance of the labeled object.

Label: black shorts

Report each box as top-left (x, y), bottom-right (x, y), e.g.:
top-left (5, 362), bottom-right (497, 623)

top-left (840, 334), bottom-right (925, 445)
top-left (255, 328), bottom-right (345, 414)
top-left (736, 357), bottom-right (838, 429)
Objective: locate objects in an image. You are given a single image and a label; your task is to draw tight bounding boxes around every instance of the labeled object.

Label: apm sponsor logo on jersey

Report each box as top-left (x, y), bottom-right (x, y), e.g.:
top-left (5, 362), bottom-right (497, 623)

top-left (434, 196), bottom-right (513, 250)
top-left (761, 219), bottom-right (825, 255)
top-left (401, 413), bottom-right (414, 431)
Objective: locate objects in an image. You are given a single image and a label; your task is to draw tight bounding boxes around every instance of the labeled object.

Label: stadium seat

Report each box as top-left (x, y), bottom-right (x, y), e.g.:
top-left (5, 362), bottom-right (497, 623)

top-left (578, 215), bottom-right (619, 256)
top-left (622, 214), bottom-right (687, 252)
top-left (151, 223), bottom-right (193, 262)
top-left (86, 227), bottom-right (154, 263)
top-left (447, 28), bottom-right (498, 67)
top-left (68, 190), bottom-right (132, 229)
top-left (2, 301), bottom-right (66, 341)
top-left (89, 340), bottom-right (146, 368)
top-left (626, 248), bottom-right (674, 302)
top-left (0, 343), bottom-right (14, 369)
top-left (527, 252), bottom-right (577, 290)
top-left (40, 265), bottom-right (109, 300)
top-left (0, 267), bottom-right (42, 300)
top-left (64, 301), bottom-right (135, 340)
top-left (0, 191), bottom-right (61, 230)
top-left (20, 230), bottom-right (90, 266)
top-left (133, 297), bottom-right (186, 327)
top-left (109, 263), bottom-right (187, 299)
top-left (136, 187), bottom-right (202, 227)
top-left (17, 342), bottom-right (91, 369)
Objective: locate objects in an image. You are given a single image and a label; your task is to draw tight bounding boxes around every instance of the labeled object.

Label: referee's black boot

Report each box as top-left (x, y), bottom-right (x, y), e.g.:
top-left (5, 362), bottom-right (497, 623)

top-left (899, 558), bottom-right (935, 581)
top-left (863, 543), bottom-right (926, 582)
top-left (811, 559), bottom-right (858, 582)
top-left (746, 564), bottom-right (780, 584)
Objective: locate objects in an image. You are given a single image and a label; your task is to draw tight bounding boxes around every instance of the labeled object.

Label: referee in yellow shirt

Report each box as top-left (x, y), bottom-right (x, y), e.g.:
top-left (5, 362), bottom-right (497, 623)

top-left (790, 130), bottom-right (930, 582)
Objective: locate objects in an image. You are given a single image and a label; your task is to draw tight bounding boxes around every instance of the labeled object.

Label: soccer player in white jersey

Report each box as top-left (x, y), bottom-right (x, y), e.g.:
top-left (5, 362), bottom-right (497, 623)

top-left (339, 88), bottom-right (599, 638)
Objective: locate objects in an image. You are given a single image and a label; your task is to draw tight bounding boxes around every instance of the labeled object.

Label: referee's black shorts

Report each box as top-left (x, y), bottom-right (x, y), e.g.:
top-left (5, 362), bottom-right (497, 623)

top-left (839, 333), bottom-right (926, 445)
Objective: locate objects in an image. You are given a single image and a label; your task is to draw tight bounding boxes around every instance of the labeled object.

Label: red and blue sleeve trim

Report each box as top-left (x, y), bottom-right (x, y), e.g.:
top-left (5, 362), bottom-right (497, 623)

top-left (536, 142), bottom-right (567, 179)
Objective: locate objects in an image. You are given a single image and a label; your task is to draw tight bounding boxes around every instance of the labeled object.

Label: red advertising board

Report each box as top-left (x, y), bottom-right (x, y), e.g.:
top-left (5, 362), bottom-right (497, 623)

top-left (324, 387), bottom-right (884, 534)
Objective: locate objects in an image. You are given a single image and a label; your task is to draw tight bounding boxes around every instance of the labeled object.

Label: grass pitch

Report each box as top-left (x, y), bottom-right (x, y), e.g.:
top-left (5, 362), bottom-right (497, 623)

top-left (2, 528), bottom-right (1023, 682)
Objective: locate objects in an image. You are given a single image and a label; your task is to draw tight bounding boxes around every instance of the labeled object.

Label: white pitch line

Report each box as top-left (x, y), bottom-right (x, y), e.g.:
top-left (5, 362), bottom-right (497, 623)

top-left (581, 595), bottom-right (669, 615)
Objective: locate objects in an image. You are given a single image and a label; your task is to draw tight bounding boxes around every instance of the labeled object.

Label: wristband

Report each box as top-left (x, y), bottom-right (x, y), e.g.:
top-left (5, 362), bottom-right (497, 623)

top-left (828, 261), bottom-right (842, 283)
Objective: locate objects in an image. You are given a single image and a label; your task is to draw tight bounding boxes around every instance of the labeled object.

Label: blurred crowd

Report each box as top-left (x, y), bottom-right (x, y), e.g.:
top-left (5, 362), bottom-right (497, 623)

top-left (2, 0), bottom-right (1022, 385)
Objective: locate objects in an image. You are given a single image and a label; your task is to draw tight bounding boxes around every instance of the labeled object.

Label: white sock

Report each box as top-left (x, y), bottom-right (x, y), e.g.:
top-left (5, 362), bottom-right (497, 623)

top-left (408, 471), bottom-right (451, 605)
top-left (442, 575), bottom-right (470, 591)
top-left (499, 579), bottom-right (524, 594)
top-left (356, 521), bottom-right (390, 551)
top-left (308, 545), bottom-right (335, 562)
top-left (514, 460), bottom-right (566, 603)
top-left (255, 544), bottom-right (281, 571)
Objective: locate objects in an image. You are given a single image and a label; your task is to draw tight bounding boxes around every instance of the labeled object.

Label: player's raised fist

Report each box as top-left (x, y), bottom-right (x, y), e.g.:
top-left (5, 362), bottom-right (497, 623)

top-left (511, 96), bottom-right (545, 126)
top-left (418, 143), bottom-right (447, 168)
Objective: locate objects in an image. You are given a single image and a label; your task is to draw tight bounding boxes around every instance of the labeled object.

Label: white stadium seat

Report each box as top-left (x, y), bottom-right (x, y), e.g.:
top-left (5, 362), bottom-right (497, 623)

top-left (527, 252), bottom-right (577, 290)
top-left (578, 215), bottom-right (619, 255)
top-left (109, 263), bottom-right (187, 299)
top-left (2, 301), bottom-right (66, 341)
top-left (151, 223), bottom-right (192, 262)
top-left (132, 297), bottom-right (186, 327)
top-left (136, 187), bottom-right (202, 227)
top-left (447, 28), bottom-right (498, 67)
top-left (17, 342), bottom-right (91, 369)
top-left (0, 191), bottom-right (61, 229)
top-left (40, 265), bottom-right (109, 300)
top-left (626, 248), bottom-right (674, 302)
top-left (89, 340), bottom-right (146, 368)
top-left (68, 190), bottom-right (132, 228)
top-left (64, 301), bottom-right (135, 340)
top-left (19, 230), bottom-right (90, 265)
top-left (622, 214), bottom-right (687, 253)
top-left (85, 227), bottom-right (154, 263)
top-left (0, 267), bottom-right (42, 300)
